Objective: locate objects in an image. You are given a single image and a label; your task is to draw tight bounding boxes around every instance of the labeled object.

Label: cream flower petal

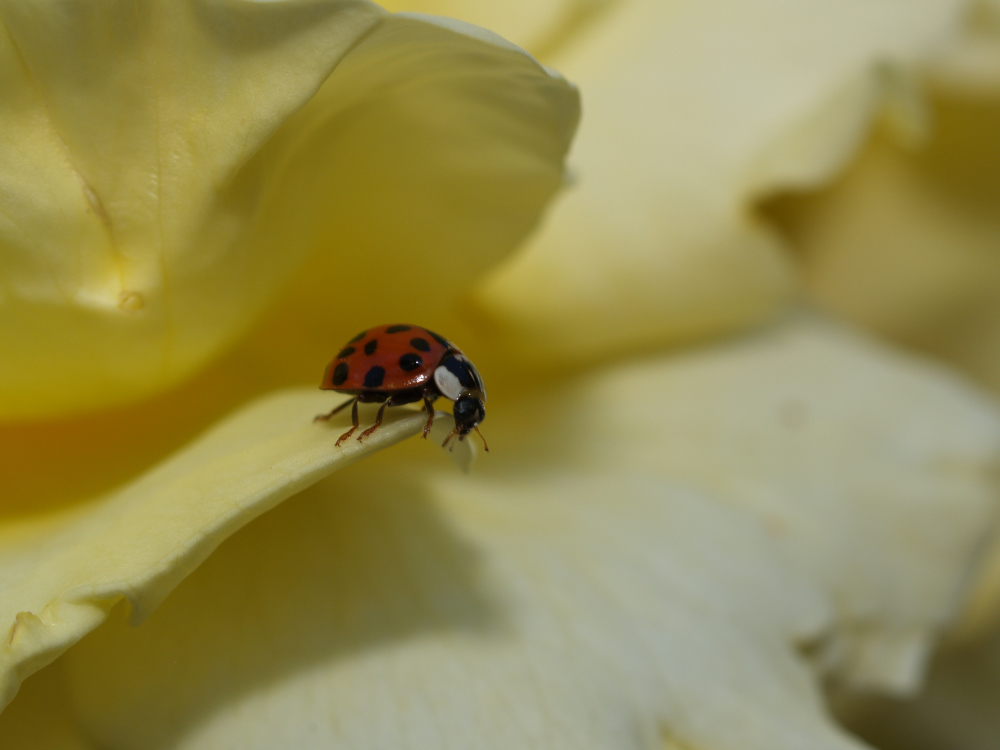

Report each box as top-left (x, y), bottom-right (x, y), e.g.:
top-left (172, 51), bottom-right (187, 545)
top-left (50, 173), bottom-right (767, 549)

top-left (489, 314), bottom-right (1000, 692)
top-left (377, 0), bottom-right (563, 51)
top-left (0, 388), bottom-right (454, 712)
top-left (770, 103), bottom-right (1000, 636)
top-left (0, 0), bottom-right (579, 420)
top-left (48, 470), bottom-right (853, 750)
top-left (771, 97), bottom-right (1000, 393)
top-left (760, 9), bottom-right (1000, 640)
top-left (377, 0), bottom-right (619, 55)
top-left (929, 0), bottom-right (1000, 92)
top-left (471, 0), bottom-right (973, 366)
top-left (6, 316), bottom-right (995, 748)
top-left (237, 12), bottom-right (579, 381)
top-left (0, 0), bottom-right (377, 418)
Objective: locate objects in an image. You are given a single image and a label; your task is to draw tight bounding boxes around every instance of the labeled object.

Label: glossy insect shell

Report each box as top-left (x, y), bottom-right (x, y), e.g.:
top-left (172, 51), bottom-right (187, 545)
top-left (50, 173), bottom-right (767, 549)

top-left (321, 324), bottom-right (457, 394)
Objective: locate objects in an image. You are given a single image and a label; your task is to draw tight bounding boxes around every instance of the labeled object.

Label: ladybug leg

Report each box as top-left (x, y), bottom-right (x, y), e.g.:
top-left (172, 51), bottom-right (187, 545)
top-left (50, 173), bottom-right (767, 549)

top-left (357, 396), bottom-right (394, 442)
top-left (441, 427), bottom-right (460, 451)
top-left (314, 397), bottom-right (354, 423)
top-left (421, 395), bottom-right (436, 439)
top-left (335, 397), bottom-right (361, 447)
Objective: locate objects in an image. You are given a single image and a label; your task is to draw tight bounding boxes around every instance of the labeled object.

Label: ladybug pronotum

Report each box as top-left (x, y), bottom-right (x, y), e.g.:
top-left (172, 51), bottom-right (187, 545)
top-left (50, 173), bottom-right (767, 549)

top-left (315, 324), bottom-right (488, 451)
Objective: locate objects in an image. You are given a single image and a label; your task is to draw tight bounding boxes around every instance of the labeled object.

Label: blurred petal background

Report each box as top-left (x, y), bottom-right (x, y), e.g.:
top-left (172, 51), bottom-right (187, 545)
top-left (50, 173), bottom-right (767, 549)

top-left (2, 0), bottom-right (1000, 748)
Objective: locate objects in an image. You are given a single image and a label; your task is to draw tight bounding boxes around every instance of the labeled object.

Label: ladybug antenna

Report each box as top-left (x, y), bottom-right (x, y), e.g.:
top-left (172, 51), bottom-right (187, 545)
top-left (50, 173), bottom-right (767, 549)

top-left (474, 426), bottom-right (489, 452)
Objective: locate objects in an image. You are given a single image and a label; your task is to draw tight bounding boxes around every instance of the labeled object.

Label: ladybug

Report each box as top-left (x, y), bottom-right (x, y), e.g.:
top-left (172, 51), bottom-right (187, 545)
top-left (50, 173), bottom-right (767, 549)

top-left (315, 324), bottom-right (488, 451)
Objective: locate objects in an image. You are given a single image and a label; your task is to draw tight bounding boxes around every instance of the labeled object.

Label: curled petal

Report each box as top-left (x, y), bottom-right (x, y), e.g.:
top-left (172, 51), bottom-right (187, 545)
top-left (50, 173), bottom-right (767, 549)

top-left (771, 96), bottom-right (1000, 395)
top-left (241, 12), bottom-right (580, 382)
top-left (472, 0), bottom-right (972, 366)
top-left (0, 389), bottom-right (429, 711)
top-left (377, 0), bottom-right (622, 56)
top-left (0, 1), bottom-right (579, 419)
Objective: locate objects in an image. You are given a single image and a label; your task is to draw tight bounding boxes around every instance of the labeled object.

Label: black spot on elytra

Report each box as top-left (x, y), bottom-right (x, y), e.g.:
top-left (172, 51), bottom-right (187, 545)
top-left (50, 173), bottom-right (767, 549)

top-left (386, 325), bottom-right (411, 333)
top-left (363, 366), bottom-right (385, 388)
top-left (331, 362), bottom-right (349, 386)
top-left (426, 330), bottom-right (450, 347)
top-left (364, 339), bottom-right (378, 355)
top-left (348, 331), bottom-right (366, 343)
top-left (399, 353), bottom-right (423, 371)
top-left (410, 337), bottom-right (430, 352)
top-left (336, 346), bottom-right (355, 359)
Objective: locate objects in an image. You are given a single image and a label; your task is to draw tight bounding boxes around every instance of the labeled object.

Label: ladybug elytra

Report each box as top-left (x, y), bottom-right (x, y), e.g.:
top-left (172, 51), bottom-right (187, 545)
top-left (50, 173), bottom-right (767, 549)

top-left (315, 324), bottom-right (488, 451)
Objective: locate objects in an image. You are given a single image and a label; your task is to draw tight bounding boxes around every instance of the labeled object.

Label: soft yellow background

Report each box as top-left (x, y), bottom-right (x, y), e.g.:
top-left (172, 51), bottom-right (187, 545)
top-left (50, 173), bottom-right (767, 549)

top-left (2, 0), bottom-right (1000, 748)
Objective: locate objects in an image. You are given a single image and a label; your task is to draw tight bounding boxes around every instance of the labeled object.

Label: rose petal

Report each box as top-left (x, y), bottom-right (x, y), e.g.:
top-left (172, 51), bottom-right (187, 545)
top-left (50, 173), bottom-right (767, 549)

top-left (769, 96), bottom-right (1000, 393)
top-left (0, 1), bottom-right (579, 420)
top-left (378, 0), bottom-right (564, 51)
top-left (0, 388), bottom-right (435, 711)
top-left (470, 0), bottom-right (972, 366)
top-left (929, 0), bottom-right (1000, 93)
top-left (485, 313), bottom-right (1000, 692)
top-left (377, 0), bottom-right (624, 58)
top-left (34, 469), bottom-right (855, 750)
top-left (3, 316), bottom-right (995, 747)
top-left (0, 0), bottom-right (376, 418)
top-left (233, 12), bottom-right (579, 384)
top-left (763, 31), bottom-right (1000, 638)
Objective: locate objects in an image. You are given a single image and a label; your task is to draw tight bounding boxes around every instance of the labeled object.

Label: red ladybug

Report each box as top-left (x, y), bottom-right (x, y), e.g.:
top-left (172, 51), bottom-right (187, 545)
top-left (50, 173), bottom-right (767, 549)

top-left (315, 324), bottom-right (488, 451)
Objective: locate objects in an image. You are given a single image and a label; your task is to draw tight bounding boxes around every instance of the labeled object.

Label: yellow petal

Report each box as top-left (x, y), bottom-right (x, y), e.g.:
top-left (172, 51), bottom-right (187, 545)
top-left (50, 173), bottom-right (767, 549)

top-left (0, 0), bottom-right (377, 419)
top-left (487, 313), bottom-right (1000, 692)
top-left (5, 315), bottom-right (997, 748)
top-left (761, 14), bottom-right (1000, 639)
top-left (0, 2), bottom-right (579, 420)
top-left (0, 388), bottom-right (437, 711)
top-left (236, 13), bottom-right (580, 384)
top-left (770, 96), bottom-right (1000, 394)
top-left (377, 0), bottom-right (622, 58)
top-left (929, 0), bottom-right (1000, 93)
top-left (19, 469), bottom-right (850, 750)
top-left (377, 0), bottom-right (564, 51)
top-left (471, 0), bottom-right (972, 366)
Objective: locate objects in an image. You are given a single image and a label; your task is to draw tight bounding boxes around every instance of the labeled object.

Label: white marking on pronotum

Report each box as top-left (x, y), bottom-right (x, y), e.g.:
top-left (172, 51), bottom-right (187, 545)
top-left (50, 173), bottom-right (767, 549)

top-left (434, 365), bottom-right (464, 401)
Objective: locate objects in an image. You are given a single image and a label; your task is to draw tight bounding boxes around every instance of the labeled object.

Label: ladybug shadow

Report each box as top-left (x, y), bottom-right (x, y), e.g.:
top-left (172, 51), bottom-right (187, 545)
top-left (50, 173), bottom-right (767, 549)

top-left (60, 455), bottom-right (504, 747)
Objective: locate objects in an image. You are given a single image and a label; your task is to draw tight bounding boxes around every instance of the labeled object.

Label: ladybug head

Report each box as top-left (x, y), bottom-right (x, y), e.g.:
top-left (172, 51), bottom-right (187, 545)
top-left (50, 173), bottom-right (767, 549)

top-left (453, 395), bottom-right (485, 433)
top-left (443, 395), bottom-right (488, 452)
